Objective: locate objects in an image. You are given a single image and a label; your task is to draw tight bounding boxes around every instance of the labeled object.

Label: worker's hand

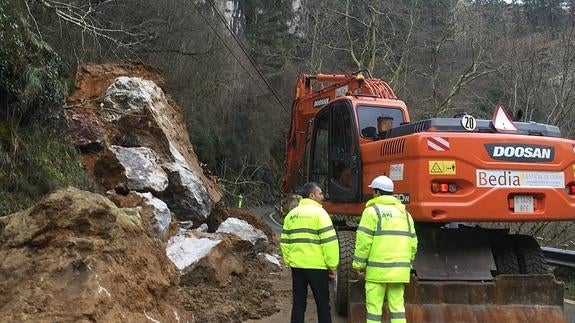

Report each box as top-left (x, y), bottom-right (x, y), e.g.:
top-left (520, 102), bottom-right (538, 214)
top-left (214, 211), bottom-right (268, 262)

top-left (328, 269), bottom-right (336, 280)
top-left (355, 268), bottom-right (365, 278)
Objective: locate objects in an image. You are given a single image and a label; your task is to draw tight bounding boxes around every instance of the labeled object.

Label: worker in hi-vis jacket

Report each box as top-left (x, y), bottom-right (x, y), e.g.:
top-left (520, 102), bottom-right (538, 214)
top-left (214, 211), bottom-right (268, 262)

top-left (281, 182), bottom-right (339, 323)
top-left (353, 175), bottom-right (418, 323)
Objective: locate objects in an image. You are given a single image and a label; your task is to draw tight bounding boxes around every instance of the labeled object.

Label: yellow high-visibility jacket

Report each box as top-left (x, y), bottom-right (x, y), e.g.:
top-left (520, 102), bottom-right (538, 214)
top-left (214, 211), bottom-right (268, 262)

top-left (280, 198), bottom-right (339, 270)
top-left (352, 195), bottom-right (418, 283)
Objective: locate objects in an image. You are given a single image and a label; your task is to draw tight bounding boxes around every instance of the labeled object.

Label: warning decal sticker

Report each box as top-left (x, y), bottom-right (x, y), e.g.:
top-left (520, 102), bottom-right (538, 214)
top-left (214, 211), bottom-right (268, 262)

top-left (428, 161), bottom-right (456, 175)
top-left (427, 137), bottom-right (450, 151)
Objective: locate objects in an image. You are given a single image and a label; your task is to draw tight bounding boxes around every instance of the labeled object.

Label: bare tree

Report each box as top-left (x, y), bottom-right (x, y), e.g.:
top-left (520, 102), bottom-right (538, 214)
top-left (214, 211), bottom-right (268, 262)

top-left (545, 26), bottom-right (575, 137)
top-left (29, 0), bottom-right (166, 63)
top-left (414, 2), bottom-right (502, 117)
top-left (500, 21), bottom-right (575, 139)
top-left (323, 0), bottom-right (420, 83)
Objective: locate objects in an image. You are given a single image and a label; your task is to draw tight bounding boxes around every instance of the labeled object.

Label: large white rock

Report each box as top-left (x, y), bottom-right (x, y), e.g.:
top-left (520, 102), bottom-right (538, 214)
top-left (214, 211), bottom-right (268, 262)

top-left (161, 143), bottom-right (212, 223)
top-left (216, 217), bottom-right (268, 245)
top-left (136, 192), bottom-right (172, 238)
top-left (102, 77), bottom-right (164, 121)
top-left (166, 232), bottom-right (245, 286)
top-left (109, 146), bottom-right (168, 192)
top-left (166, 233), bottom-right (221, 271)
top-left (95, 76), bottom-right (220, 225)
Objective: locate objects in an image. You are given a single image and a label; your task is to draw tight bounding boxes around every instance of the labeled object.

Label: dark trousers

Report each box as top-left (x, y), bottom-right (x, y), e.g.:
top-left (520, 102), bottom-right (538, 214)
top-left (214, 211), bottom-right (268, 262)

top-left (290, 267), bottom-right (332, 323)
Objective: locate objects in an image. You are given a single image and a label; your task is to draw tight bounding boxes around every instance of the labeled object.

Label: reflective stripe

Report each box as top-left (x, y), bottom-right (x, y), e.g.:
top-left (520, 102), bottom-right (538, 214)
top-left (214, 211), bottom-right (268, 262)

top-left (390, 312), bottom-right (406, 319)
top-left (406, 212), bottom-right (412, 234)
top-left (317, 225), bottom-right (335, 234)
top-left (280, 238), bottom-right (321, 244)
top-left (372, 205), bottom-right (414, 236)
top-left (367, 261), bottom-right (411, 268)
top-left (353, 255), bottom-right (367, 264)
top-left (281, 235), bottom-right (337, 245)
top-left (357, 226), bottom-right (374, 236)
top-left (374, 230), bottom-right (416, 237)
top-left (283, 225), bottom-right (334, 235)
top-left (282, 228), bottom-right (317, 235)
top-left (320, 235), bottom-right (338, 244)
top-left (373, 205), bottom-right (383, 232)
top-left (366, 312), bottom-right (382, 321)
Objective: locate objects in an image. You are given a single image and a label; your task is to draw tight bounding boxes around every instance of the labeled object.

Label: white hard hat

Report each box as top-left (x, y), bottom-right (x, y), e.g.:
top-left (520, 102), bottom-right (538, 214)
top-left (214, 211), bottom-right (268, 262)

top-left (368, 175), bottom-right (394, 192)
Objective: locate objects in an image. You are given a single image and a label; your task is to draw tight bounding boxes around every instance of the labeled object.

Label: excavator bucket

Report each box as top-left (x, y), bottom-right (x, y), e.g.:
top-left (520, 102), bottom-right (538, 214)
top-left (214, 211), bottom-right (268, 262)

top-left (347, 274), bottom-right (566, 322)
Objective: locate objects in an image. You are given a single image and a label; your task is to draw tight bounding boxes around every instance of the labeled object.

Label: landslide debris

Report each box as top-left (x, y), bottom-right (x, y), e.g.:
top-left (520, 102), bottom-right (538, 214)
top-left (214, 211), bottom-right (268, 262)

top-left (0, 61), bottom-right (286, 322)
top-left (66, 62), bottom-right (222, 229)
top-left (0, 187), bottom-right (188, 322)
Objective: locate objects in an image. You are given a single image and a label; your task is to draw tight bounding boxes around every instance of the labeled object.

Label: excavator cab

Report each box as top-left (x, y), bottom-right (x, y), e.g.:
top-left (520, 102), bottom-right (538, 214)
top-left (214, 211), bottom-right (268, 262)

top-left (303, 99), bottom-right (409, 205)
top-left (307, 100), bottom-right (361, 202)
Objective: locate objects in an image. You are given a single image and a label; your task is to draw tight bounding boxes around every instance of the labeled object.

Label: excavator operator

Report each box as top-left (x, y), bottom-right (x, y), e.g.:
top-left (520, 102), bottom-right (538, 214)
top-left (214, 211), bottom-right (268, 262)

top-left (376, 116), bottom-right (394, 139)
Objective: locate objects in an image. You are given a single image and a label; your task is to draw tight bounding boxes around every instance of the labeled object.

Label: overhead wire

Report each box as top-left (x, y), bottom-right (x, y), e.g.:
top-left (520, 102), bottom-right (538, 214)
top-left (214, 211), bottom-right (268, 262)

top-left (194, 0), bottom-right (288, 113)
top-left (193, 4), bottom-right (258, 90)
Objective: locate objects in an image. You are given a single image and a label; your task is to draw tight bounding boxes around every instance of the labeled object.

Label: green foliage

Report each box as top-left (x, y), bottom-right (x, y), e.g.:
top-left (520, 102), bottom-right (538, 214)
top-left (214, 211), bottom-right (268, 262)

top-left (0, 125), bottom-right (99, 215)
top-left (0, 0), bottom-right (95, 215)
top-left (240, 0), bottom-right (293, 73)
top-left (190, 126), bottom-right (220, 168)
top-left (553, 267), bottom-right (575, 299)
top-left (0, 0), bottom-right (68, 132)
top-left (0, 0), bottom-right (25, 116)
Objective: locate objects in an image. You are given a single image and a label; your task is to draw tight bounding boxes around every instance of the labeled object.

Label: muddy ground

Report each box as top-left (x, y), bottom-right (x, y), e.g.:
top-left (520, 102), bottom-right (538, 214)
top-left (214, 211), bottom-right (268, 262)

top-left (243, 266), bottom-right (347, 323)
top-left (178, 206), bottom-right (347, 322)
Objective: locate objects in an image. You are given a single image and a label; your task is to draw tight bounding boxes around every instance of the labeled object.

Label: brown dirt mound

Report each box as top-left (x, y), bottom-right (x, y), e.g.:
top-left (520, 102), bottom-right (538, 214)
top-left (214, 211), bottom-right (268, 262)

top-left (177, 211), bottom-right (283, 322)
top-left (0, 187), bottom-right (289, 322)
top-left (0, 187), bottom-right (188, 322)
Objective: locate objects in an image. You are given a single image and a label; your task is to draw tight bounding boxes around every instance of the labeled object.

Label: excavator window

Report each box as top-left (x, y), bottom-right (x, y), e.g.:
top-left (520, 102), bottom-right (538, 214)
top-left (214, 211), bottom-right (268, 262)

top-left (358, 106), bottom-right (405, 139)
top-left (310, 109), bottom-right (329, 189)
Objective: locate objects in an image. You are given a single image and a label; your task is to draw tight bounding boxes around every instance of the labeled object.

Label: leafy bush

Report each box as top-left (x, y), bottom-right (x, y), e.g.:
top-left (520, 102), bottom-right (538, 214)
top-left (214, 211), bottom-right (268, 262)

top-left (1, 0), bottom-right (69, 131)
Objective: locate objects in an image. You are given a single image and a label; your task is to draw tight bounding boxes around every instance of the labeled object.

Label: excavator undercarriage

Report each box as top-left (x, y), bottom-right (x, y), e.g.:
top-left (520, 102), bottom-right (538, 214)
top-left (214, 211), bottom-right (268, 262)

top-left (339, 227), bottom-right (565, 322)
top-left (349, 274), bottom-right (564, 322)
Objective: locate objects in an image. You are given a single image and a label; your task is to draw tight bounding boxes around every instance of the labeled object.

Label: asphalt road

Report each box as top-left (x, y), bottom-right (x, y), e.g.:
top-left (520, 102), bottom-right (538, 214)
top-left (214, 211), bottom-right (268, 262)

top-left (249, 207), bottom-right (280, 233)
top-left (248, 207), bottom-right (575, 322)
top-left (565, 300), bottom-right (575, 323)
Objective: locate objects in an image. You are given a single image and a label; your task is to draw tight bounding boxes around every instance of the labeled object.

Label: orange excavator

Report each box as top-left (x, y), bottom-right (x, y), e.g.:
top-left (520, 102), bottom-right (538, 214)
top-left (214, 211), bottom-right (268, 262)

top-left (281, 70), bottom-right (573, 322)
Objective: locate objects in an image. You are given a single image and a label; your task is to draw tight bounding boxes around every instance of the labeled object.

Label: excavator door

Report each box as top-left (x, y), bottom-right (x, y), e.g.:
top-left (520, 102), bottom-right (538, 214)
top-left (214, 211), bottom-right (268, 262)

top-left (306, 100), bottom-right (361, 202)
